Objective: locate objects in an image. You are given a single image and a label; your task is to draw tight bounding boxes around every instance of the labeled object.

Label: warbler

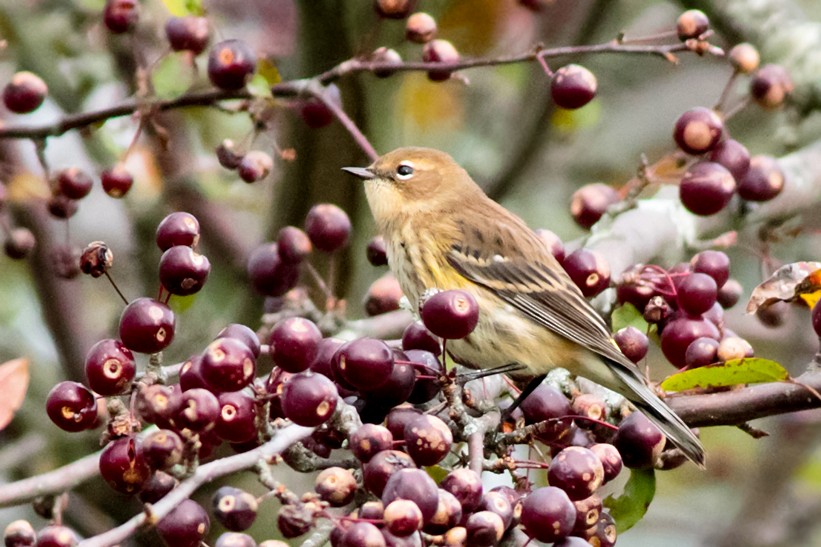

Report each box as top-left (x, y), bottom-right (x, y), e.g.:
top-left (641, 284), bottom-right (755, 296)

top-left (343, 147), bottom-right (705, 467)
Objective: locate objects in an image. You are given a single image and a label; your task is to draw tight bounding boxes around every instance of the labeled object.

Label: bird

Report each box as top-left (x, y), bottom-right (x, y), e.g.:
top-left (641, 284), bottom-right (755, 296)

top-left (343, 146), bottom-right (705, 467)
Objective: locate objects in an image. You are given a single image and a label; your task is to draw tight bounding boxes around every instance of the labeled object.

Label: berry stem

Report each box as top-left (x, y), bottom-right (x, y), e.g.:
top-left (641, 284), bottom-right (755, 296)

top-left (104, 271), bottom-right (130, 306)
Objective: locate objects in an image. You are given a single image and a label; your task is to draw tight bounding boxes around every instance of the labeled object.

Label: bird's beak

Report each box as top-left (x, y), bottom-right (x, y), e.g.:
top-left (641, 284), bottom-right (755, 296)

top-left (342, 166), bottom-right (375, 180)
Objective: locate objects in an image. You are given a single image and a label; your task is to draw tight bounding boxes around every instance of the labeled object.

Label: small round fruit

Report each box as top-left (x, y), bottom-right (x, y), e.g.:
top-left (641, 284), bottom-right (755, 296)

top-left (84, 338), bottom-right (136, 395)
top-left (47, 194), bottom-right (78, 219)
top-left (99, 437), bottom-right (151, 494)
top-left (119, 298), bottom-right (175, 354)
top-left (246, 242), bottom-right (299, 297)
top-left (363, 450), bottom-right (416, 497)
top-left (215, 390), bottom-right (258, 443)
top-left (281, 371), bottom-right (338, 426)
top-left (372, 47), bottom-right (403, 78)
top-left (750, 64), bottom-right (793, 109)
top-left (729, 43), bottom-right (760, 74)
top-left (237, 150), bottom-right (273, 183)
top-left (551, 64), bottom-right (597, 110)
top-left (737, 155), bottom-right (785, 202)
top-left (685, 336), bottom-right (720, 368)
top-left (349, 424), bottom-right (394, 463)
top-left (420, 289), bottom-right (479, 339)
top-left (422, 39), bottom-right (460, 82)
top-left (679, 161), bottom-right (736, 216)
top-left (708, 139), bottom-right (750, 181)
top-left (404, 414), bottom-right (453, 466)
top-left (570, 183), bottom-right (618, 229)
top-left (717, 336), bottom-right (754, 361)
top-left (677, 272), bottom-right (718, 316)
top-left (34, 526), bottom-right (78, 547)
top-left (717, 278), bottom-right (743, 309)
top-left (156, 211), bottom-right (200, 250)
top-left (465, 511), bottom-right (505, 546)
top-left (405, 12), bottom-right (437, 43)
top-left (143, 429), bottom-right (184, 470)
top-left (520, 486), bottom-right (576, 543)
top-left (3, 519), bottom-right (36, 547)
top-left (213, 486), bottom-right (259, 531)
top-left (299, 84), bottom-right (341, 129)
top-left (101, 164), bottom-right (133, 198)
top-left (614, 326), bottom-right (649, 364)
top-left (548, 446), bottom-right (605, 501)
top-left (366, 235), bottom-right (388, 266)
top-left (676, 9), bottom-right (709, 40)
top-left (45, 381), bottom-right (98, 432)
top-left (79, 241), bottom-right (113, 278)
top-left (315, 467), bottom-right (357, 507)
top-left (159, 246), bottom-right (211, 296)
top-left (216, 323), bottom-right (261, 357)
top-left (613, 412), bottom-right (666, 469)
top-left (201, 337), bottom-right (256, 392)
top-left (3, 71), bottom-right (47, 113)
top-left (334, 337), bottom-right (395, 390)
top-left (563, 248), bottom-right (610, 297)
top-left (304, 203), bottom-right (351, 252)
top-left (56, 167), bottom-right (93, 200)
top-left (4, 228), bottom-right (35, 259)
top-left (174, 388), bottom-right (220, 432)
top-left (374, 0), bottom-right (413, 19)
top-left (103, 0), bottom-right (139, 33)
top-left (277, 226), bottom-right (312, 263)
top-left (157, 499), bottom-right (210, 547)
top-left (673, 107), bottom-right (723, 155)
top-left (382, 468), bottom-right (439, 524)
top-left (520, 383), bottom-right (572, 442)
top-left (165, 16), bottom-right (210, 54)
top-left (208, 39), bottom-right (257, 90)
top-left (364, 273), bottom-right (403, 317)
top-left (590, 443), bottom-right (623, 483)
top-left (690, 250), bottom-right (730, 288)
top-left (440, 468), bottom-right (483, 512)
top-left (269, 317), bottom-right (322, 373)
top-left (660, 316), bottom-right (720, 368)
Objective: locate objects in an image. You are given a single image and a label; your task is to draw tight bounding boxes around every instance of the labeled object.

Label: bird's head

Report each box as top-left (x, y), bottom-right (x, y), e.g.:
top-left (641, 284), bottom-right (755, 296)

top-left (343, 147), bottom-right (479, 228)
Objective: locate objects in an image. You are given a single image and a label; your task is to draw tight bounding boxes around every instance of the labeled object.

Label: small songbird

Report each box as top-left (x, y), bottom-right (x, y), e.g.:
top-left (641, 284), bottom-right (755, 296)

top-left (343, 147), bottom-right (705, 467)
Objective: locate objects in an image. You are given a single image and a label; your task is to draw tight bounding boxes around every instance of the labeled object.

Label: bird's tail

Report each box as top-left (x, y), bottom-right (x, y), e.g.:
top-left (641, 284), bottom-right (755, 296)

top-left (607, 358), bottom-right (705, 468)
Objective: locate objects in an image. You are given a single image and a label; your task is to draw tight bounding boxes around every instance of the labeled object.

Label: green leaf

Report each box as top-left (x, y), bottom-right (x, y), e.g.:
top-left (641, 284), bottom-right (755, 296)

top-left (151, 54), bottom-right (195, 99)
top-left (604, 468), bottom-right (656, 533)
top-left (660, 358), bottom-right (789, 392)
top-left (425, 465), bottom-right (448, 484)
top-left (611, 303), bottom-right (649, 334)
top-left (161, 0), bottom-right (203, 16)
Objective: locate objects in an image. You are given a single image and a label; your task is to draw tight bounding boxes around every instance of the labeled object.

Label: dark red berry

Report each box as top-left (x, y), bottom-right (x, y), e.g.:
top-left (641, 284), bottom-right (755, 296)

top-left (56, 167), bottom-right (93, 200)
top-left (676, 9), bottom-right (709, 40)
top-left (237, 150), bottom-right (273, 183)
top-left (213, 486), bottom-right (259, 531)
top-left (103, 0), bottom-right (139, 33)
top-left (673, 107), bottom-right (723, 155)
top-left (708, 139), bottom-right (750, 181)
top-left (159, 245), bottom-right (210, 296)
top-left (157, 499), bottom-right (210, 547)
top-left (717, 278), bottom-right (743, 309)
top-left (570, 183), bottom-right (617, 229)
top-left (214, 533), bottom-right (256, 547)
top-left (174, 388), bottom-right (220, 432)
top-left (405, 12), bottom-right (437, 43)
top-left (520, 383), bottom-right (573, 442)
top-left (84, 338), bottom-right (136, 395)
top-left (572, 495), bottom-right (602, 534)
top-left (339, 521), bottom-right (384, 546)
top-left (315, 467), bottom-right (357, 507)
top-left (363, 450), bottom-right (416, 497)
top-left (335, 337), bottom-right (395, 390)
top-left (660, 315), bottom-right (720, 367)
top-left (359, 353), bottom-right (416, 408)
top-left (366, 235), bottom-right (388, 266)
top-left (520, 487), bottom-right (576, 543)
top-left (679, 161), bottom-right (736, 216)
top-left (304, 203), bottom-right (351, 252)
top-left (45, 381), bottom-right (98, 432)
top-left (382, 468), bottom-right (439, 524)
top-left (201, 337), bottom-right (256, 392)
top-left (690, 250), bottom-right (730, 288)
top-left (685, 336), bottom-right (720, 368)
top-left (737, 155), bottom-right (785, 202)
top-left (440, 468), bottom-right (483, 512)
top-left (277, 226), bottom-right (312, 263)
top-left (247, 242), bottom-right (300, 296)
top-left (402, 322), bottom-right (442, 356)
top-left (613, 326), bottom-right (649, 364)
top-left (215, 390), bottom-right (257, 443)
top-left (563, 249), bottom-right (610, 297)
top-left (143, 429), bottom-right (184, 470)
top-left (3, 71), bottom-right (47, 113)
top-left (34, 526), bottom-right (78, 547)
top-left (4, 228), bottom-right (36, 259)
top-left (165, 16), bottom-right (210, 54)
top-left (420, 289), bottom-right (479, 339)
top-left (403, 414), bottom-right (452, 466)
top-left (139, 471), bottom-right (178, 504)
top-left (101, 164), bottom-right (133, 198)
top-left (371, 47), bottom-right (403, 78)
top-left (299, 84), bottom-right (341, 129)
top-left (571, 393), bottom-right (607, 426)
top-left (613, 412), bottom-right (666, 469)
top-left (465, 511), bottom-right (505, 546)
top-left (547, 446), bottom-right (604, 501)
top-left (404, 348), bottom-right (443, 404)
top-left (137, 384), bottom-right (181, 428)
top-left (677, 272), bottom-right (718, 316)
top-left (281, 371), bottom-right (338, 426)
top-left (47, 194), bottom-right (78, 219)
top-left (268, 317), bottom-right (324, 375)
top-left (208, 39), bottom-right (257, 90)
top-left (478, 491), bottom-right (514, 530)
top-left (119, 298), bottom-right (175, 354)
top-left (374, 0), bottom-right (414, 19)
top-left (156, 211), bottom-right (200, 251)
top-left (349, 424), bottom-right (394, 463)
top-left (551, 64), bottom-right (597, 110)
top-left (590, 443), bottom-right (623, 483)
top-left (534, 228), bottom-right (565, 263)
top-left (750, 64), bottom-right (793, 109)
top-left (3, 519), bottom-right (36, 547)
top-left (384, 499), bottom-right (423, 537)
top-left (422, 39), bottom-right (459, 82)
top-left (216, 139), bottom-right (243, 170)
top-left (216, 323), bottom-right (261, 357)
top-left (99, 437), bottom-right (151, 494)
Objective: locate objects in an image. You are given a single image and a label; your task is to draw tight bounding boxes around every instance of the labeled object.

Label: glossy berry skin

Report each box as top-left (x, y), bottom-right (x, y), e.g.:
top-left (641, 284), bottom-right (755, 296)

top-left (238, 150), bottom-right (273, 183)
top-left (216, 323), bottom-right (261, 357)
top-left (304, 203), bottom-right (351, 252)
top-left (56, 167), bottom-right (93, 200)
top-left (366, 235), bottom-right (388, 266)
top-left (315, 467), bottom-right (357, 507)
top-left (562, 249), bottom-right (610, 298)
top-left (335, 337), bottom-right (395, 390)
top-left (215, 391), bottom-right (257, 443)
top-left (374, 0), bottom-right (413, 19)
top-left (679, 161), bottom-right (736, 216)
top-left (520, 383), bottom-right (573, 442)
top-left (349, 424), bottom-right (394, 463)
top-left (281, 371), bottom-right (338, 427)
top-left (84, 338), bottom-right (136, 395)
top-left (440, 468), bottom-right (483, 512)
top-left (165, 16), bottom-right (210, 54)
top-left (3, 71), bottom-right (47, 113)
top-left (660, 316), bottom-right (720, 368)
top-left (384, 499), bottom-right (423, 537)
top-left (478, 491), bottom-right (514, 530)
top-left (143, 429), bottom-right (184, 470)
top-left (214, 533), bottom-right (256, 547)
top-left (737, 155), bottom-right (785, 202)
top-left (3, 519), bottom-right (36, 547)
top-left (207, 39), bottom-right (257, 90)
top-left (277, 226), bottom-right (312, 263)
top-left (159, 246), bottom-right (211, 296)
top-left (47, 194), bottom-right (78, 219)
top-left (613, 412), bottom-right (666, 469)
top-left (174, 388), bottom-right (220, 432)
top-left (708, 139), bottom-right (751, 181)
top-left (551, 64), bottom-right (598, 110)
top-left (363, 450), bottom-right (416, 497)
top-left (103, 0), bottom-right (139, 33)
top-left (101, 164), bottom-right (133, 198)
top-left (299, 84), bottom-right (341, 129)
top-left (548, 446), bottom-right (605, 501)
top-left (157, 499), bottom-right (210, 547)
top-left (676, 9), bottom-right (709, 39)
top-left (382, 468), bottom-right (439, 524)
top-left (34, 526), bottom-right (78, 547)
top-left (677, 272), bottom-right (718, 316)
top-left (119, 298), bottom-right (175, 354)
top-left (520, 486), bottom-right (576, 543)
top-left (45, 381), bottom-right (98, 432)
top-left (422, 39), bottom-right (459, 81)
top-left (685, 336), bottom-right (720, 368)
top-left (570, 183), bottom-right (617, 229)
top-left (359, 354), bottom-right (415, 408)
top-left (405, 12), bottom-right (437, 43)
top-left (339, 522), bottom-right (385, 547)
top-left (673, 107), bottom-right (723, 155)
top-left (690, 250), bottom-right (730, 288)
top-left (200, 337), bottom-right (257, 392)
top-left (750, 64), bottom-right (793, 109)
top-left (99, 437), bottom-right (151, 494)
top-left (213, 486), bottom-right (259, 531)
top-left (613, 326), bottom-right (649, 364)
top-left (364, 273), bottom-right (403, 316)
top-left (590, 443), bottom-right (623, 483)
top-left (139, 472), bottom-right (179, 504)
top-left (403, 414), bottom-right (453, 466)
top-left (729, 43), bottom-right (760, 74)
top-left (717, 279), bottom-right (743, 309)
top-left (269, 317), bottom-right (322, 373)
top-left (420, 289), bottom-right (479, 339)
top-left (246, 242), bottom-right (300, 297)
top-left (402, 321), bottom-right (441, 356)
top-left (156, 212), bottom-right (200, 251)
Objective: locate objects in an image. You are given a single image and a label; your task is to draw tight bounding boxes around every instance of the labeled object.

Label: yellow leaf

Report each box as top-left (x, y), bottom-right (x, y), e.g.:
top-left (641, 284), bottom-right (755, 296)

top-left (0, 358), bottom-right (29, 431)
top-left (660, 358), bottom-right (788, 392)
top-left (398, 74), bottom-right (464, 129)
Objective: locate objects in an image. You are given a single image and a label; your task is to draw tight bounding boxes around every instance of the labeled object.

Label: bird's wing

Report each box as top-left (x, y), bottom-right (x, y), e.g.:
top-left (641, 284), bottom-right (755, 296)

top-left (446, 217), bottom-right (631, 367)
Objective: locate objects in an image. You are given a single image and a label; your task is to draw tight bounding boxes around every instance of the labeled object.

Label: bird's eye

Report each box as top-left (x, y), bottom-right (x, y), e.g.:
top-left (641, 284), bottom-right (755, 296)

top-left (396, 163), bottom-right (415, 180)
